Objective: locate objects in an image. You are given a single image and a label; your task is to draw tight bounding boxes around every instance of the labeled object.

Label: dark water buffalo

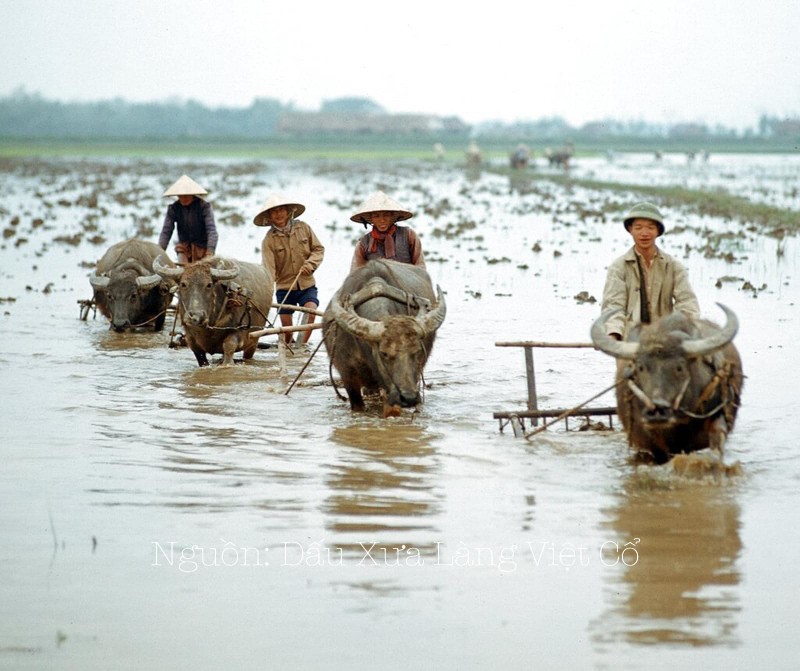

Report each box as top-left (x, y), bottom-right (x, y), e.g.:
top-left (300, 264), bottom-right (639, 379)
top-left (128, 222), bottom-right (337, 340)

top-left (153, 255), bottom-right (273, 366)
top-left (591, 304), bottom-right (743, 464)
top-left (89, 238), bottom-right (175, 331)
top-left (545, 148), bottom-right (572, 168)
top-left (323, 260), bottom-right (447, 417)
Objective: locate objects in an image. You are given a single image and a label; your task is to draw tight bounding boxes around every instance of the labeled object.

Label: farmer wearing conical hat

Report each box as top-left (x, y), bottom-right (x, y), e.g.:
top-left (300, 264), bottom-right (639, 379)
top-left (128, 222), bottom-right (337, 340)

top-left (350, 191), bottom-right (425, 272)
top-left (601, 202), bottom-right (700, 341)
top-left (255, 194), bottom-right (325, 344)
top-left (158, 175), bottom-right (218, 264)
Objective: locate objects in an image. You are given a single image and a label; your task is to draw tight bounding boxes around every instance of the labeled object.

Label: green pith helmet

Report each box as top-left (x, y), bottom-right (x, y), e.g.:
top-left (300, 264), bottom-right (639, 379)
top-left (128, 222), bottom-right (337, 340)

top-left (623, 201), bottom-right (665, 236)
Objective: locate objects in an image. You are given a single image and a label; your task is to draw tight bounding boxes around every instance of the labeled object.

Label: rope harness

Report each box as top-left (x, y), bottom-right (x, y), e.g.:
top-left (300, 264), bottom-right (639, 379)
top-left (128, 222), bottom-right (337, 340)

top-left (176, 281), bottom-right (271, 333)
top-left (623, 359), bottom-right (739, 424)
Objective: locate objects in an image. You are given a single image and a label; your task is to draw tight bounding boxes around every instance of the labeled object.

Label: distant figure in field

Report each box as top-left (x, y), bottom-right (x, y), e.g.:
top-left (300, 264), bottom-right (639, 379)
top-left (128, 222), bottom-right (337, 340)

top-left (510, 144), bottom-right (530, 169)
top-left (466, 140), bottom-right (482, 167)
top-left (433, 142), bottom-right (445, 161)
top-left (158, 174), bottom-right (218, 264)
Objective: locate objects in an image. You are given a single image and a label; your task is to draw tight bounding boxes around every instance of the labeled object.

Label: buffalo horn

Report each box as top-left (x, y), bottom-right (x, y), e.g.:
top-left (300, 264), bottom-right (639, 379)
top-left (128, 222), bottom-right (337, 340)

top-left (417, 285), bottom-right (447, 335)
top-left (681, 303), bottom-right (739, 357)
top-left (117, 258), bottom-right (150, 276)
top-left (153, 254), bottom-right (183, 279)
top-left (590, 309), bottom-right (639, 359)
top-left (329, 290), bottom-right (385, 342)
top-left (136, 274), bottom-right (162, 291)
top-left (89, 274), bottom-right (110, 289)
top-left (210, 262), bottom-right (239, 281)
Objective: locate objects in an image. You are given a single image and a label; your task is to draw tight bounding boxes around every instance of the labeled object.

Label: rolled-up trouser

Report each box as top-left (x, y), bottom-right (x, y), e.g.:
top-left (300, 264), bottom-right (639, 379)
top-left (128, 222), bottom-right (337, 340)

top-left (174, 242), bottom-right (211, 264)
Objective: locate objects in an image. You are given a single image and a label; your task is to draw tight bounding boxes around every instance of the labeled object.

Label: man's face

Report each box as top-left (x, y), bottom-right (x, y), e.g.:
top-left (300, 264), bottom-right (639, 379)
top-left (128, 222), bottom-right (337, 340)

top-left (366, 211), bottom-right (397, 233)
top-left (629, 218), bottom-right (659, 252)
top-left (178, 195), bottom-right (195, 207)
top-left (268, 206), bottom-right (290, 228)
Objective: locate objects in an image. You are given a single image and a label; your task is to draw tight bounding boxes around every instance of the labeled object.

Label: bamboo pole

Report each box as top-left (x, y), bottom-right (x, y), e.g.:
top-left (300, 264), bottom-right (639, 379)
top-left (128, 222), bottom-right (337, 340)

top-left (270, 302), bottom-right (324, 317)
top-left (250, 322), bottom-right (324, 339)
top-left (495, 341), bottom-right (595, 348)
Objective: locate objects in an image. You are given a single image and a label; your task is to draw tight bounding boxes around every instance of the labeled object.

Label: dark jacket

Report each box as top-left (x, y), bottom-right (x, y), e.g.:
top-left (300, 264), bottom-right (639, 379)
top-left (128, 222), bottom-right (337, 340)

top-left (159, 199), bottom-right (218, 252)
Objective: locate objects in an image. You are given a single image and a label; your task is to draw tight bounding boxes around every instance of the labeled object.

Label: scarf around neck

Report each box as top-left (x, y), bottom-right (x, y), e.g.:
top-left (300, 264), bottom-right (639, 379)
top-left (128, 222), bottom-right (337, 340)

top-left (369, 225), bottom-right (396, 257)
top-left (271, 220), bottom-right (294, 236)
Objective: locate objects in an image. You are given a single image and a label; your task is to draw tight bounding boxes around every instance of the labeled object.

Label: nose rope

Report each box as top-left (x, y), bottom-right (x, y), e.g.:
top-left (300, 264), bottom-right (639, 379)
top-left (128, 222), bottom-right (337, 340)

top-left (127, 307), bottom-right (170, 328)
top-left (628, 366), bottom-right (735, 421)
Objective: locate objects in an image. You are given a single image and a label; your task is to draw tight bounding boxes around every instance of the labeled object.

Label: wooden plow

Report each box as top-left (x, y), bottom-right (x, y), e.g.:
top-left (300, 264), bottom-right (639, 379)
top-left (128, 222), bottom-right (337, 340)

top-left (492, 341), bottom-right (618, 438)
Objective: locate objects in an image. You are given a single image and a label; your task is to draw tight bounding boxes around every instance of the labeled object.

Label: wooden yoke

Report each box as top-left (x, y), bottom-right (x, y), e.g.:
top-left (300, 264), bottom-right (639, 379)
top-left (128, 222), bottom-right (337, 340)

top-left (346, 277), bottom-right (432, 314)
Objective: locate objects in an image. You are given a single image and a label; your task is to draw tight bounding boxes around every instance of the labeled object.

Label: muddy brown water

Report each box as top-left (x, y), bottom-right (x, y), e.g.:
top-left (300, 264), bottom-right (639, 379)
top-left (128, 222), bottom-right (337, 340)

top-left (1, 154), bottom-right (799, 669)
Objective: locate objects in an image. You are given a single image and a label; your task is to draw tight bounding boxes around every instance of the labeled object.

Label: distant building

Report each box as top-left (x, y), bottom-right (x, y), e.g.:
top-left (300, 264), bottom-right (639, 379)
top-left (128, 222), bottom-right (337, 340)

top-left (277, 111), bottom-right (469, 136)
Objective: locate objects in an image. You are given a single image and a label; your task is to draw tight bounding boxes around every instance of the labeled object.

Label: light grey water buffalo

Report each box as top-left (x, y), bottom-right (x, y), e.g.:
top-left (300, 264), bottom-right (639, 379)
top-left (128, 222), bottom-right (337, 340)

top-left (153, 255), bottom-right (273, 366)
top-left (323, 259), bottom-right (447, 417)
top-left (89, 238), bottom-right (175, 331)
top-left (591, 303), bottom-right (744, 464)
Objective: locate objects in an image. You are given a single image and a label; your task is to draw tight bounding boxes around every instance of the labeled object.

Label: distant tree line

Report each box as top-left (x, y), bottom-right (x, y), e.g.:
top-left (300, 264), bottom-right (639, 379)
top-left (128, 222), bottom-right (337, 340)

top-left (0, 89), bottom-right (287, 139)
top-left (475, 115), bottom-right (799, 142)
top-left (0, 89), bottom-right (797, 144)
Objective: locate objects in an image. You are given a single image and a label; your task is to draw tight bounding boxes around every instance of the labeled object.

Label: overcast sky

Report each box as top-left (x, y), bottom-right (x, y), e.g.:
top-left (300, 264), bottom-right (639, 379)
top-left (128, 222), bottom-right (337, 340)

top-left (2, 0), bottom-right (798, 129)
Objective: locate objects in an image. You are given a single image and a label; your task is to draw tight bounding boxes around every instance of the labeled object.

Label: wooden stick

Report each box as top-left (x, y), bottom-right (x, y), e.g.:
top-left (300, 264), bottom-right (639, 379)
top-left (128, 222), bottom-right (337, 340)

top-left (250, 322), bottom-right (324, 339)
top-left (270, 302), bottom-right (324, 317)
top-left (495, 341), bottom-right (596, 348)
top-left (273, 268), bottom-right (305, 314)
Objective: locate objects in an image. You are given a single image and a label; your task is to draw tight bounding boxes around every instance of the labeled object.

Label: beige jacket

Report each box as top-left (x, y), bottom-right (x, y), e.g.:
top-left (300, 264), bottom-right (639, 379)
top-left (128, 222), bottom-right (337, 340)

top-left (602, 246), bottom-right (700, 338)
top-left (261, 220), bottom-right (325, 291)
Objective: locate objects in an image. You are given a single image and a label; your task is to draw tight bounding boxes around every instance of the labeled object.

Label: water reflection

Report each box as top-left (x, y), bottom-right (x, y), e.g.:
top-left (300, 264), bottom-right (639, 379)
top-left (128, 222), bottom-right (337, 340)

top-left (325, 423), bottom-right (442, 556)
top-left (94, 327), bottom-right (170, 351)
top-left (593, 472), bottom-right (742, 647)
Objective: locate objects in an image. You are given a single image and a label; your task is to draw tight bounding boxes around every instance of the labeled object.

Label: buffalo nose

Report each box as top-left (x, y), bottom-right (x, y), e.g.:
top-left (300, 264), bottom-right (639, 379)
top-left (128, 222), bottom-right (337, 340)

top-left (643, 399), bottom-right (672, 422)
top-left (399, 391), bottom-right (420, 407)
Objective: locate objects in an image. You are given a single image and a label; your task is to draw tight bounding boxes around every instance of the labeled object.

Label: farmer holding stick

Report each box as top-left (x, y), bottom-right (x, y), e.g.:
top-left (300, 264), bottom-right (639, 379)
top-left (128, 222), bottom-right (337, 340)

top-left (255, 194), bottom-right (325, 344)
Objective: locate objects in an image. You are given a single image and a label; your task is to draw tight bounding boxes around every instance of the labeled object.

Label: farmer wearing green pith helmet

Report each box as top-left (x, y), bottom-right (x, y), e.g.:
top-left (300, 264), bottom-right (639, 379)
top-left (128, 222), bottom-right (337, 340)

top-left (601, 202), bottom-right (700, 341)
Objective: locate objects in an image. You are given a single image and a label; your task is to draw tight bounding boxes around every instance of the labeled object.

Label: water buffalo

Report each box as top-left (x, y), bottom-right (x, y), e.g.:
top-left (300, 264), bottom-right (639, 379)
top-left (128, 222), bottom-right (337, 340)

top-left (544, 148), bottom-right (572, 169)
top-left (89, 238), bottom-right (175, 331)
top-left (591, 303), bottom-right (743, 464)
top-left (153, 255), bottom-right (273, 366)
top-left (323, 259), bottom-right (447, 417)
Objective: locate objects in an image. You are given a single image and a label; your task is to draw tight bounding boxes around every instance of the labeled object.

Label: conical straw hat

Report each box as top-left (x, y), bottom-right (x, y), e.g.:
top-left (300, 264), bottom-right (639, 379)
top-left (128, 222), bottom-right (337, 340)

top-left (350, 191), bottom-right (413, 224)
top-left (163, 175), bottom-right (209, 198)
top-left (253, 193), bottom-right (306, 226)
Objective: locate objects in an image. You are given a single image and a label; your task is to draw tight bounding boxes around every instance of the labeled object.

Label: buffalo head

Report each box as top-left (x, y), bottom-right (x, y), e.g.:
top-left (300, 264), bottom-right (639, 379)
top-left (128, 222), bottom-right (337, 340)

top-left (89, 258), bottom-right (163, 331)
top-left (154, 255), bottom-right (239, 327)
top-left (592, 303), bottom-right (738, 429)
top-left (329, 286), bottom-right (446, 410)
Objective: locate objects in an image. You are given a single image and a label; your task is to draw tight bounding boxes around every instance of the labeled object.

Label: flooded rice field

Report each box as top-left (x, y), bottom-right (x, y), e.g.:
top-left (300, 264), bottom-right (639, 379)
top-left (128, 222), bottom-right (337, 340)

top-left (1, 153), bottom-right (798, 669)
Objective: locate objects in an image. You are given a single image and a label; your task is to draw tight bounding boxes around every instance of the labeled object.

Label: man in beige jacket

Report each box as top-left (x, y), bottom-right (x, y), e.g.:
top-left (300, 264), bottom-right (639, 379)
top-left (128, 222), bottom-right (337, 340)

top-left (255, 194), bottom-right (325, 344)
top-left (602, 202), bottom-right (700, 340)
